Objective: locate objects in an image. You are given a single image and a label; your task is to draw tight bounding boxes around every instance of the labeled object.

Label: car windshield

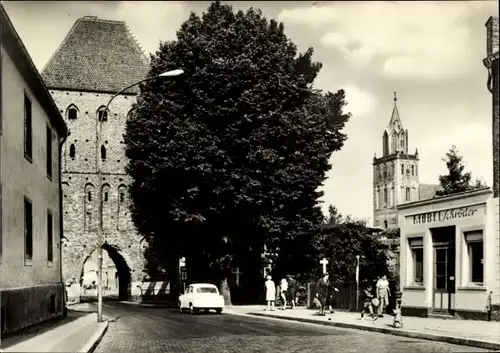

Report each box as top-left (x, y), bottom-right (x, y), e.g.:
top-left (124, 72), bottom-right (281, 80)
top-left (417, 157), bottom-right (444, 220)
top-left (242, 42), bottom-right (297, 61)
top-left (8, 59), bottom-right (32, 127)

top-left (196, 287), bottom-right (217, 294)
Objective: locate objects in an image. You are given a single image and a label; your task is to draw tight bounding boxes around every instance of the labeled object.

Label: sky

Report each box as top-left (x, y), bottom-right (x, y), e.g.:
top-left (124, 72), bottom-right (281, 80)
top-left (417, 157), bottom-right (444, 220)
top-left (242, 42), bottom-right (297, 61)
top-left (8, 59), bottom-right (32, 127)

top-left (3, 1), bottom-right (498, 225)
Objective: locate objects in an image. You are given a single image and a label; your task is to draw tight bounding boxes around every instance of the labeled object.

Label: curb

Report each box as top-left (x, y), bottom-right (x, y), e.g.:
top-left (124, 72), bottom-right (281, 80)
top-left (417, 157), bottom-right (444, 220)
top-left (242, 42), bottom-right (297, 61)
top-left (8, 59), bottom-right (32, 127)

top-left (247, 312), bottom-right (500, 351)
top-left (79, 320), bottom-right (109, 353)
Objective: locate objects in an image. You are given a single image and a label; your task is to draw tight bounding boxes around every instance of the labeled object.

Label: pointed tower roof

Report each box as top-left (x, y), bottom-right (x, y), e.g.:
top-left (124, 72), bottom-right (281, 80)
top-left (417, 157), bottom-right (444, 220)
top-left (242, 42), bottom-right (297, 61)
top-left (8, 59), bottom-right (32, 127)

top-left (41, 16), bottom-right (150, 94)
top-left (388, 91), bottom-right (401, 126)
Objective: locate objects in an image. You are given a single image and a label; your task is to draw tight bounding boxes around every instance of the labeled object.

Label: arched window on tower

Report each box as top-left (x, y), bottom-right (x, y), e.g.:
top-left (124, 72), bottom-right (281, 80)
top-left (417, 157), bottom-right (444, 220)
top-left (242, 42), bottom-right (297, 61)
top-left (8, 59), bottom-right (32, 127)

top-left (101, 145), bottom-right (107, 160)
top-left (97, 106), bottom-right (109, 122)
top-left (382, 131), bottom-right (389, 156)
top-left (69, 144), bottom-right (76, 159)
top-left (67, 105), bottom-right (78, 120)
top-left (84, 183), bottom-right (95, 231)
top-left (401, 164), bottom-right (404, 175)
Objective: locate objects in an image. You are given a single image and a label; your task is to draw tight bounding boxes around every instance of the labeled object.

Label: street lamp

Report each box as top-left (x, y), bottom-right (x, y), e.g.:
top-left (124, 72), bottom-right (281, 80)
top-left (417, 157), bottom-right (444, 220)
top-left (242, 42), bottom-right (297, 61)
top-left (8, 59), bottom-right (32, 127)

top-left (95, 69), bottom-right (183, 322)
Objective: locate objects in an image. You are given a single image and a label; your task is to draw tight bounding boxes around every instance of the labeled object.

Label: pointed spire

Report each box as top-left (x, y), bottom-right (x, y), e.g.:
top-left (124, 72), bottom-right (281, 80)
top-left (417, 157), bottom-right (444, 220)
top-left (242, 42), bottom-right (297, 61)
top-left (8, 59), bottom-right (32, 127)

top-left (389, 91), bottom-right (401, 126)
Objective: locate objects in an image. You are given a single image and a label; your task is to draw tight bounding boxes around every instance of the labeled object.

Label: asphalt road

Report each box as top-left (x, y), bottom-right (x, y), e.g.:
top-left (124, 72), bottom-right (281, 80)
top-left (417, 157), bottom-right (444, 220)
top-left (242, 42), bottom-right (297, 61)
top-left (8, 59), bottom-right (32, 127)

top-left (95, 302), bottom-right (491, 353)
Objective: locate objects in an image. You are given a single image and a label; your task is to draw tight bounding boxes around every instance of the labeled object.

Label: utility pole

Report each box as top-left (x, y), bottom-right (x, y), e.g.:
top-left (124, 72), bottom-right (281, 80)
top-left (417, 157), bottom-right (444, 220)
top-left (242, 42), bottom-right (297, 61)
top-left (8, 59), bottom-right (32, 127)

top-left (95, 69), bottom-right (184, 322)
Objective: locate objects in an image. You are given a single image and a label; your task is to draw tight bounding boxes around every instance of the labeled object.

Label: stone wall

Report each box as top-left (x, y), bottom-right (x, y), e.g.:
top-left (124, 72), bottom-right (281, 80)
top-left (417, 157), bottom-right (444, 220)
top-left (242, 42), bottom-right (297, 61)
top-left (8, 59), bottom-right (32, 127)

top-left (1, 283), bottom-right (64, 335)
top-left (48, 89), bottom-right (146, 291)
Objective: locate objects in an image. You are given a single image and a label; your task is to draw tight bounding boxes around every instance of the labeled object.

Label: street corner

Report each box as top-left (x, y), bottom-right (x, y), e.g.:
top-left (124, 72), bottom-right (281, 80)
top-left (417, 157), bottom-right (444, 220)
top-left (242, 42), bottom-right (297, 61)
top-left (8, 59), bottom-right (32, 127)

top-left (79, 320), bottom-right (109, 353)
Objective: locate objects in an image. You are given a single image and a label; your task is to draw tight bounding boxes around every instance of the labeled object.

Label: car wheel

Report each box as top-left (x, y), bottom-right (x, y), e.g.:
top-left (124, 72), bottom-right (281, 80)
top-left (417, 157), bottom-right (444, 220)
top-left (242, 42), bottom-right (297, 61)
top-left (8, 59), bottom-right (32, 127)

top-left (189, 303), bottom-right (197, 315)
top-left (179, 302), bottom-right (184, 313)
top-left (216, 308), bottom-right (222, 314)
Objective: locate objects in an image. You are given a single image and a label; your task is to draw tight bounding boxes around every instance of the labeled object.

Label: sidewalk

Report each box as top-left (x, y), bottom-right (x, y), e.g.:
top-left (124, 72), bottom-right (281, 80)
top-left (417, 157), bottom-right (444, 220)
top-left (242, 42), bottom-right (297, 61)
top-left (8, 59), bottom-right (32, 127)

top-left (225, 305), bottom-right (500, 351)
top-left (0, 308), bottom-right (108, 353)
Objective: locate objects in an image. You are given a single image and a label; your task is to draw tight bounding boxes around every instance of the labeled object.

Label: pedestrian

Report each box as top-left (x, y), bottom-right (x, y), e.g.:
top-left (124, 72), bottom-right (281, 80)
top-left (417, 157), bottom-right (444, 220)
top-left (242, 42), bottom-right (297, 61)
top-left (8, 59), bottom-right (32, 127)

top-left (316, 273), bottom-right (330, 316)
top-left (286, 275), bottom-right (297, 309)
top-left (376, 274), bottom-right (391, 317)
top-left (360, 283), bottom-right (376, 320)
top-left (280, 277), bottom-right (288, 310)
top-left (264, 275), bottom-right (276, 311)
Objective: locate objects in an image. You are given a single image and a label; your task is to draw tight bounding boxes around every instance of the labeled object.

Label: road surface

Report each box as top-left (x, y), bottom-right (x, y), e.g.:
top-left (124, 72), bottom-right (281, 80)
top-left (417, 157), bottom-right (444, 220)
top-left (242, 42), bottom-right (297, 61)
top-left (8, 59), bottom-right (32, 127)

top-left (94, 302), bottom-right (490, 353)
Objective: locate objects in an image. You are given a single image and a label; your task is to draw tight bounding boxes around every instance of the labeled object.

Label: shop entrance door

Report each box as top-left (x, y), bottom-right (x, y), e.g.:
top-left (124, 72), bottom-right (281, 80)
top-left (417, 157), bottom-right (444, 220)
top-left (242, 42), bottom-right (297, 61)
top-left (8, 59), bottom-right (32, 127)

top-left (431, 226), bottom-right (456, 314)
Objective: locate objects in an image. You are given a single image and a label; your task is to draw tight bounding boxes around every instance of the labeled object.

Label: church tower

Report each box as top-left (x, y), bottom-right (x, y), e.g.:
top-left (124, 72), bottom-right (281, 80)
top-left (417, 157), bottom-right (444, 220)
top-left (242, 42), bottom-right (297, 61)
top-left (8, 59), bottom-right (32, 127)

top-left (373, 93), bottom-right (420, 228)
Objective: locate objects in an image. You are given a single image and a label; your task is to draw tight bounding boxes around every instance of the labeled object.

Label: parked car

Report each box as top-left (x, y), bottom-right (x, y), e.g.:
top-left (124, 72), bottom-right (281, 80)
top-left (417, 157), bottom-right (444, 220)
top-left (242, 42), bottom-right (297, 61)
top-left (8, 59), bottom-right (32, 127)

top-left (179, 283), bottom-right (224, 314)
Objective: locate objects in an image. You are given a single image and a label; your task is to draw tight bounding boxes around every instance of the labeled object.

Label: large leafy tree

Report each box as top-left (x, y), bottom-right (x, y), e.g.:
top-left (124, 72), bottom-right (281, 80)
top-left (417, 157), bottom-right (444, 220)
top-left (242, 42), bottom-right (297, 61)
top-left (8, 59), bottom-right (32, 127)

top-left (124, 1), bottom-right (350, 300)
top-left (436, 146), bottom-right (487, 197)
top-left (320, 214), bottom-right (392, 285)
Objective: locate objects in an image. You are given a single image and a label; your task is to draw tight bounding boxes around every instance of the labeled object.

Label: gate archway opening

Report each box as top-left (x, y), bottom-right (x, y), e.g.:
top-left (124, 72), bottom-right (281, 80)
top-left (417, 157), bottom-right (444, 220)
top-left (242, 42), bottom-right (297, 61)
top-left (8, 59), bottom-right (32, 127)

top-left (79, 243), bottom-right (132, 301)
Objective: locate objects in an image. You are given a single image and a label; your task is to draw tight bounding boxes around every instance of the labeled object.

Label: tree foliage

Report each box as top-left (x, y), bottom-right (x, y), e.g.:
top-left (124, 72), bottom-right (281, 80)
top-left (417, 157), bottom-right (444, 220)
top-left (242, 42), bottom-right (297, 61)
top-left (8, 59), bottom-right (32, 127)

top-left (316, 208), bottom-right (392, 285)
top-left (124, 1), bottom-right (351, 286)
top-left (435, 146), bottom-right (487, 197)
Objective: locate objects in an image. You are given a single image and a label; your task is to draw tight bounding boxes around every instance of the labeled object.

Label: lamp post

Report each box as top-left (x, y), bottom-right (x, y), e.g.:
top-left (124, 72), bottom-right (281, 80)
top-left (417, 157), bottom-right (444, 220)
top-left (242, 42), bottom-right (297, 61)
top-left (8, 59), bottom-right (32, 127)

top-left (96, 69), bottom-right (184, 322)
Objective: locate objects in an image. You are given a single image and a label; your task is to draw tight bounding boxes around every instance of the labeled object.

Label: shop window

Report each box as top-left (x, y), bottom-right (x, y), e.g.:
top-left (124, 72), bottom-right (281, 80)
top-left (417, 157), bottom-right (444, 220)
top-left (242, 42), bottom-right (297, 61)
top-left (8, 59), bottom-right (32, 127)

top-left (409, 237), bottom-right (423, 284)
top-left (465, 231), bottom-right (483, 284)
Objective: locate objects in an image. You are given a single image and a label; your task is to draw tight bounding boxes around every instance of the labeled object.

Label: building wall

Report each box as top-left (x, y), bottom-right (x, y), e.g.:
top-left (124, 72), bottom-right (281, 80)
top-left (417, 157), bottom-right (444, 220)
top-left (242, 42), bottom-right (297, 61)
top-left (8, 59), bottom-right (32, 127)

top-left (486, 17), bottom-right (499, 197)
top-left (48, 89), bottom-right (145, 285)
top-left (0, 47), bottom-right (61, 287)
top-left (398, 189), bottom-right (499, 320)
top-left (373, 154), bottom-right (419, 228)
top-left (494, 197), bottom-right (499, 306)
top-left (0, 46), bottom-right (64, 334)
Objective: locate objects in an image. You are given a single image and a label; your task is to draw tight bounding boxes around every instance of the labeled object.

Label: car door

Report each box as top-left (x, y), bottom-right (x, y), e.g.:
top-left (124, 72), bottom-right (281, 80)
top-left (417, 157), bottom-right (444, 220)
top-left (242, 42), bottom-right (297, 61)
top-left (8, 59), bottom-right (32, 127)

top-left (183, 286), bottom-right (193, 307)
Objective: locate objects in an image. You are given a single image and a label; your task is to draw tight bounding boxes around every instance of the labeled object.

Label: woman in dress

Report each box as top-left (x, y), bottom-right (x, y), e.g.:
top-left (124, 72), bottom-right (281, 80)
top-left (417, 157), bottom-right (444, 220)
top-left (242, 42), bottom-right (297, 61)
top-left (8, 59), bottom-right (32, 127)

top-left (280, 278), bottom-right (288, 309)
top-left (265, 275), bottom-right (276, 311)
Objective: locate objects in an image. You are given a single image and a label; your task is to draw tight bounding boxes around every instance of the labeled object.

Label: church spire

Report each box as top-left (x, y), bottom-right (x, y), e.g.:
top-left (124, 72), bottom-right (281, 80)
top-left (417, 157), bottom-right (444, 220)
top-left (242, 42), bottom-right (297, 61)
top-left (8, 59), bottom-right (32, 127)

top-left (389, 91), bottom-right (401, 126)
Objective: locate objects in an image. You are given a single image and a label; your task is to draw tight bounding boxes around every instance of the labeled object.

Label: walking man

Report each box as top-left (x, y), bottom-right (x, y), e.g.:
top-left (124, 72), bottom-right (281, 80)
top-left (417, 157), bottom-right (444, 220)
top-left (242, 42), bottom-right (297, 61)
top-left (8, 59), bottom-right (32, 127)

top-left (316, 273), bottom-right (330, 316)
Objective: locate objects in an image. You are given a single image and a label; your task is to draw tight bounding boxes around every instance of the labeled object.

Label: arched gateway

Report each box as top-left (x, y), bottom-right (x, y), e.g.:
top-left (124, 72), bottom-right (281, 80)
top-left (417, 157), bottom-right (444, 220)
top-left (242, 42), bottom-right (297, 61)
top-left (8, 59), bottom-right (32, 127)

top-left (41, 16), bottom-right (151, 299)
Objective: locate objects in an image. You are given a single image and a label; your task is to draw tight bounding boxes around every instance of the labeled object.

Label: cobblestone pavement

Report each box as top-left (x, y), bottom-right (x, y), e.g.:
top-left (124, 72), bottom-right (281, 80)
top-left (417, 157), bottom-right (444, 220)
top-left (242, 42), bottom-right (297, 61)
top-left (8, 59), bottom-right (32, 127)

top-left (94, 302), bottom-right (491, 353)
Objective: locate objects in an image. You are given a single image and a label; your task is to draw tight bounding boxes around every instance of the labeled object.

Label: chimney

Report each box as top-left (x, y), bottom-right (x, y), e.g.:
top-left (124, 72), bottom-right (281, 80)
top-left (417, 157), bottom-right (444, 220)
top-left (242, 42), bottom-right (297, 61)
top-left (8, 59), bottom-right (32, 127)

top-left (486, 17), bottom-right (499, 57)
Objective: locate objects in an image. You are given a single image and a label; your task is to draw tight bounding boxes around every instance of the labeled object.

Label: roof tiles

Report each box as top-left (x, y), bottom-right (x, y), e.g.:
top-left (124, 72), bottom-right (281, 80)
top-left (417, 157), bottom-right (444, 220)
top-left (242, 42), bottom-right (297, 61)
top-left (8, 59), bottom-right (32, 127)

top-left (41, 16), bottom-right (149, 94)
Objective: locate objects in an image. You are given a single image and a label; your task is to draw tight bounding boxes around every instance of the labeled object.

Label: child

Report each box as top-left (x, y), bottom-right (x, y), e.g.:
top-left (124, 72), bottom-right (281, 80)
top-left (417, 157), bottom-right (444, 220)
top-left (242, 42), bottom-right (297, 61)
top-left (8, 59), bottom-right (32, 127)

top-left (361, 284), bottom-right (376, 320)
top-left (265, 275), bottom-right (276, 311)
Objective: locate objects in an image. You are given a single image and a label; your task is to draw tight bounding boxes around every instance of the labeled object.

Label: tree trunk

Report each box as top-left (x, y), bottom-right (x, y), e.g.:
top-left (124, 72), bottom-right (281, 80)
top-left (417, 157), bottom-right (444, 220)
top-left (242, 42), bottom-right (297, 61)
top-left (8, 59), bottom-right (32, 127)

top-left (220, 277), bottom-right (232, 306)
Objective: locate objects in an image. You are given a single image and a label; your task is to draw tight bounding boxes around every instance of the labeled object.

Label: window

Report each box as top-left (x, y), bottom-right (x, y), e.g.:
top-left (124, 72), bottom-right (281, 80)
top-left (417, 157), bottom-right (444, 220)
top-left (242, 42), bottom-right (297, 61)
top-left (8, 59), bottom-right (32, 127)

top-left (400, 140), bottom-right (404, 147)
top-left (384, 220), bottom-right (388, 228)
top-left (101, 145), bottom-right (107, 160)
top-left (104, 192), bottom-right (108, 202)
top-left (88, 191), bottom-right (92, 202)
top-left (24, 94), bottom-right (33, 161)
top-left (47, 211), bottom-right (53, 262)
top-left (401, 164), bottom-right (404, 175)
top-left (46, 125), bottom-right (53, 179)
top-left (24, 198), bottom-right (33, 262)
top-left (69, 144), bottom-right (76, 159)
top-left (68, 107), bottom-right (77, 120)
top-left (411, 165), bottom-right (415, 176)
top-left (409, 238), bottom-right (423, 284)
top-left (98, 108), bottom-right (108, 122)
top-left (405, 187), bottom-right (410, 201)
top-left (119, 192), bottom-right (125, 203)
top-left (383, 187), bottom-right (387, 204)
top-left (465, 231), bottom-right (483, 284)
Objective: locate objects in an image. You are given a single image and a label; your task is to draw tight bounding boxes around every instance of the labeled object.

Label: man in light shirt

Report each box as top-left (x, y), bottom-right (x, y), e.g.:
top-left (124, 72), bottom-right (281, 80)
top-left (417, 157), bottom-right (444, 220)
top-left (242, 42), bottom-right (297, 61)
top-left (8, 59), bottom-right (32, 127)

top-left (376, 275), bottom-right (391, 317)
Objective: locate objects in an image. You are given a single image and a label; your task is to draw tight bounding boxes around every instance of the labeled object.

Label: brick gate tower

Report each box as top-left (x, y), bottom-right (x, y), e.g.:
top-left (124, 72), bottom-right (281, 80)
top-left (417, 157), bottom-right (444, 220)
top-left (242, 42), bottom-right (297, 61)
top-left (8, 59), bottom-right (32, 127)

top-left (41, 16), bottom-right (150, 299)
